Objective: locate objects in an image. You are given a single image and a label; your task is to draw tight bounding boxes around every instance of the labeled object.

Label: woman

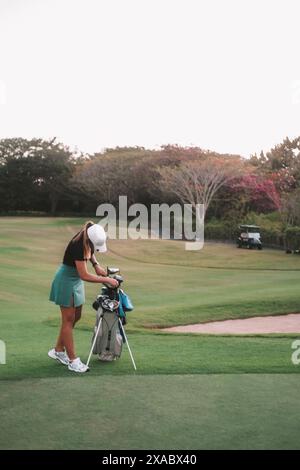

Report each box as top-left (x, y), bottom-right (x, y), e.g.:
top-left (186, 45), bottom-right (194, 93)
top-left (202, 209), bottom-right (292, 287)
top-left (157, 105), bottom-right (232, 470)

top-left (48, 221), bottom-right (118, 373)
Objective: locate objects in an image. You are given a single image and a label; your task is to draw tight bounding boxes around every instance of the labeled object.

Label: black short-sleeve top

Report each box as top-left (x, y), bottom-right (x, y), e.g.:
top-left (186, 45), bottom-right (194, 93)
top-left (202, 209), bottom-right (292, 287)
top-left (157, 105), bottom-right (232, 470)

top-left (63, 232), bottom-right (94, 267)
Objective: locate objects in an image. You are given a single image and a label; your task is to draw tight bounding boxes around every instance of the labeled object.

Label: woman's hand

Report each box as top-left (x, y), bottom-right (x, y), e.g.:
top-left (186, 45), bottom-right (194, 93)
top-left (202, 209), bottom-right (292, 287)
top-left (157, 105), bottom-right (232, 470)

top-left (94, 264), bottom-right (107, 276)
top-left (75, 261), bottom-right (119, 287)
top-left (103, 277), bottom-right (119, 288)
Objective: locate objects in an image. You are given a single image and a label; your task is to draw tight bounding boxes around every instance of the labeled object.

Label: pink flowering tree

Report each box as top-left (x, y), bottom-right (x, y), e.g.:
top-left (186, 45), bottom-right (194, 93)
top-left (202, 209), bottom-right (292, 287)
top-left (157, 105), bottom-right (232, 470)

top-left (227, 174), bottom-right (281, 215)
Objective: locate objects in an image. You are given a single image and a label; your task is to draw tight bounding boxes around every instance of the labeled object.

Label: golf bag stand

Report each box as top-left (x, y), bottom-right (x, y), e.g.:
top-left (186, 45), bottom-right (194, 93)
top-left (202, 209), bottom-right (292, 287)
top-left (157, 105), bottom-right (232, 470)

top-left (118, 317), bottom-right (137, 371)
top-left (86, 311), bottom-right (103, 368)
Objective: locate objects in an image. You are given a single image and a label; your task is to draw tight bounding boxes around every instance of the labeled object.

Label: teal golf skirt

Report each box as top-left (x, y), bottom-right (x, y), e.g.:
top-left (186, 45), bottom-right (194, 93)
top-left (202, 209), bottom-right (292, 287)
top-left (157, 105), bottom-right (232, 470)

top-left (49, 264), bottom-right (85, 307)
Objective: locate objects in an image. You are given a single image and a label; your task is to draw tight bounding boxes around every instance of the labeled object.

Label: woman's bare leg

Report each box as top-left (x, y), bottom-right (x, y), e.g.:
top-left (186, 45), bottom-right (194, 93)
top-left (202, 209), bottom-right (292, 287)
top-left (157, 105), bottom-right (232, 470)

top-left (55, 307), bottom-right (76, 360)
top-left (55, 318), bottom-right (66, 353)
top-left (73, 305), bottom-right (82, 327)
top-left (55, 308), bottom-right (69, 353)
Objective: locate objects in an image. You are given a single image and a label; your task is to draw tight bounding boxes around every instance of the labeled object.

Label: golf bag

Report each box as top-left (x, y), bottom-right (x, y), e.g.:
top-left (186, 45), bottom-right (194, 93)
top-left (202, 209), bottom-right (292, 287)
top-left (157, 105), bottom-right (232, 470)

top-left (91, 298), bottom-right (123, 361)
top-left (86, 267), bottom-right (136, 370)
top-left (90, 283), bottom-right (133, 362)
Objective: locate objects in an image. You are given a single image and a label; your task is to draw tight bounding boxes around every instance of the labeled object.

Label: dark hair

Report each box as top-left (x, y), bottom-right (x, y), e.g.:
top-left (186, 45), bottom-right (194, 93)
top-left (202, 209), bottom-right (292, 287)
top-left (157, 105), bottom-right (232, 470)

top-left (72, 221), bottom-right (94, 259)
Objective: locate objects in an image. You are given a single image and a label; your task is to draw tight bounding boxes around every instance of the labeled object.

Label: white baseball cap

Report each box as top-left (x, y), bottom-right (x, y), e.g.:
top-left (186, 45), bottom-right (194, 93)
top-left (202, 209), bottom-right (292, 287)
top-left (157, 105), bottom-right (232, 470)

top-left (87, 224), bottom-right (107, 253)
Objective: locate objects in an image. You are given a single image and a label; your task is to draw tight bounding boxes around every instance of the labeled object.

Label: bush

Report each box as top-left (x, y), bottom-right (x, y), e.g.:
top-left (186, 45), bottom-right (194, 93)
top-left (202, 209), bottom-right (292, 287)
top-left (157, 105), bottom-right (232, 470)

top-left (205, 213), bottom-right (285, 248)
top-left (0, 210), bottom-right (48, 217)
top-left (205, 220), bottom-right (237, 241)
top-left (284, 227), bottom-right (300, 251)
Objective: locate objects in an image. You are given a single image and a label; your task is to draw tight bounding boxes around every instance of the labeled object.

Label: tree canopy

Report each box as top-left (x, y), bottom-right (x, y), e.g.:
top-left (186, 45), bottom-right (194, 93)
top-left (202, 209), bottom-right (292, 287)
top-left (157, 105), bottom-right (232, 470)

top-left (0, 136), bottom-right (299, 228)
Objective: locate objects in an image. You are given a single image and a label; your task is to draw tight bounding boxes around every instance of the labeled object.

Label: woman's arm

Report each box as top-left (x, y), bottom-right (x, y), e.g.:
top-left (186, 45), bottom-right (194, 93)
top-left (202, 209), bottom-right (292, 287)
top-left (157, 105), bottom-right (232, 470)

top-left (75, 261), bottom-right (118, 287)
top-left (90, 254), bottom-right (107, 276)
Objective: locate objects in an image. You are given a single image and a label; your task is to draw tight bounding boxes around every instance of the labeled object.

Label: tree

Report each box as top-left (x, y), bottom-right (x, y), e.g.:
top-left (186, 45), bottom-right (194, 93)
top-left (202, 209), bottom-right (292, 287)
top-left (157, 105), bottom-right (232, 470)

top-left (265, 136), bottom-right (300, 171)
top-left (0, 137), bottom-right (75, 214)
top-left (280, 189), bottom-right (300, 226)
top-left (228, 174), bottom-right (281, 214)
top-left (32, 139), bottom-right (74, 214)
top-left (0, 138), bottom-right (42, 211)
top-left (158, 154), bottom-right (245, 222)
top-left (253, 136), bottom-right (300, 184)
top-left (72, 147), bottom-right (157, 209)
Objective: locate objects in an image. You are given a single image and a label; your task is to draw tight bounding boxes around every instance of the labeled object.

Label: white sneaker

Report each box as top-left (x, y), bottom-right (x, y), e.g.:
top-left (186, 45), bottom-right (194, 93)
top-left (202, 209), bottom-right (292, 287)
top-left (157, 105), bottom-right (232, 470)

top-left (68, 357), bottom-right (89, 373)
top-left (48, 348), bottom-right (70, 366)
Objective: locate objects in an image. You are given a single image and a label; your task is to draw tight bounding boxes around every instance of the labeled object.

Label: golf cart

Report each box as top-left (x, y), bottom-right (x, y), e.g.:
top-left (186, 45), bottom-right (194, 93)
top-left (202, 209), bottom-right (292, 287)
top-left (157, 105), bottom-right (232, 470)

top-left (236, 225), bottom-right (263, 250)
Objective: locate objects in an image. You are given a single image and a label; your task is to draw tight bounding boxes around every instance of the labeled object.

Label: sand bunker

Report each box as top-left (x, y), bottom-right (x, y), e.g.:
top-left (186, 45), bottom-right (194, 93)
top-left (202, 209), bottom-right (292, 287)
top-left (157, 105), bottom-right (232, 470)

top-left (162, 313), bottom-right (300, 334)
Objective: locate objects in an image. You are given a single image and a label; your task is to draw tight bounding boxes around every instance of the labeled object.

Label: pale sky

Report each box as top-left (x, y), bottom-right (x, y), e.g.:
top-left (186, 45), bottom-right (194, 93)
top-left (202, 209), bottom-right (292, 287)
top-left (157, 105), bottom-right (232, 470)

top-left (0, 0), bottom-right (299, 157)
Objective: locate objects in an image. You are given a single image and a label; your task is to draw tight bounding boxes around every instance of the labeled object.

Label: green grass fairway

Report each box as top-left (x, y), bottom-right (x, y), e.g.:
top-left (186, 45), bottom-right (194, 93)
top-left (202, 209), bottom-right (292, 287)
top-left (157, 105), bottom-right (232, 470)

top-left (1, 375), bottom-right (299, 450)
top-left (0, 217), bottom-right (300, 449)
